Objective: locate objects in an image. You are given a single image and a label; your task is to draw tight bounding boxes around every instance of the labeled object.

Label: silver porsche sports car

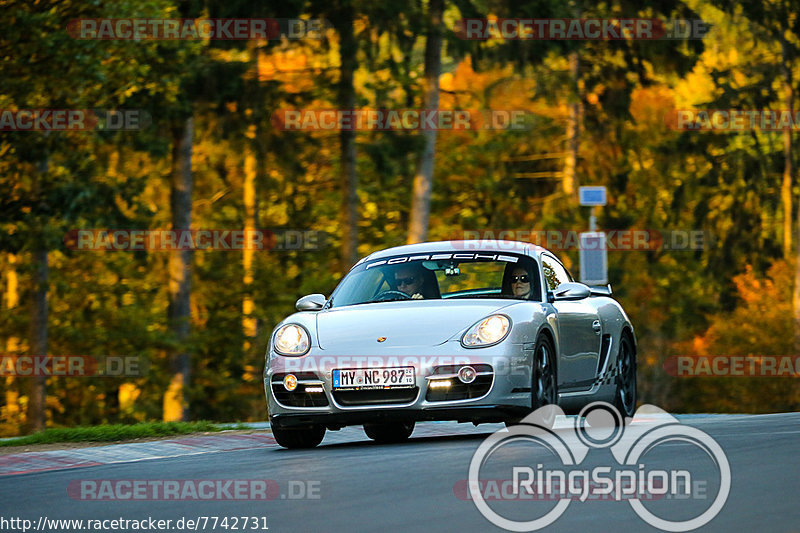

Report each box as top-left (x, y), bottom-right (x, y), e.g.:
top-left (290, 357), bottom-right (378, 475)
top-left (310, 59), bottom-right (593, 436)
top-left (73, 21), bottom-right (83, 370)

top-left (264, 240), bottom-right (637, 448)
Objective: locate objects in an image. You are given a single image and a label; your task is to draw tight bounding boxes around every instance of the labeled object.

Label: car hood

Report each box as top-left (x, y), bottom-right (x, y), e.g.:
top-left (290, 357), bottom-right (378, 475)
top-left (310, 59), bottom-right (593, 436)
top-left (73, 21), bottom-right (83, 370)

top-left (315, 300), bottom-right (515, 349)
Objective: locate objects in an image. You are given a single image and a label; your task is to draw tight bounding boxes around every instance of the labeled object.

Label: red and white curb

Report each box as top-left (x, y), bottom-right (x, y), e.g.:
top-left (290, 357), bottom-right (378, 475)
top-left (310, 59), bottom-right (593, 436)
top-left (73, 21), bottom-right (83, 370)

top-left (0, 434), bottom-right (276, 477)
top-left (0, 418), bottom-right (581, 477)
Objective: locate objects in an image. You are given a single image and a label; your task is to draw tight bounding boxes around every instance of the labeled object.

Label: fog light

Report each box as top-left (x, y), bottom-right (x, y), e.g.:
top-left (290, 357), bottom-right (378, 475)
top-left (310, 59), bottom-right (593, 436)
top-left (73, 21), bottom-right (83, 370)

top-left (429, 380), bottom-right (451, 389)
top-left (457, 366), bottom-right (477, 384)
top-left (305, 386), bottom-right (324, 393)
top-left (283, 374), bottom-right (298, 391)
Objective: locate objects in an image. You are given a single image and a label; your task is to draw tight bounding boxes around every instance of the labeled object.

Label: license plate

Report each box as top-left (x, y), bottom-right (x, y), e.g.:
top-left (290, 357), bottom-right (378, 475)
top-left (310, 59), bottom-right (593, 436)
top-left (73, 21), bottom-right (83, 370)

top-left (332, 367), bottom-right (414, 390)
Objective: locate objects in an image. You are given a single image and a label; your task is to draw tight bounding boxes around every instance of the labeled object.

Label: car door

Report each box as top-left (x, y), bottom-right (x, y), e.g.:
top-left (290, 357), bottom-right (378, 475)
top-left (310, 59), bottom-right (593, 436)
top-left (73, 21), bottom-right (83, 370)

top-left (541, 254), bottom-right (602, 390)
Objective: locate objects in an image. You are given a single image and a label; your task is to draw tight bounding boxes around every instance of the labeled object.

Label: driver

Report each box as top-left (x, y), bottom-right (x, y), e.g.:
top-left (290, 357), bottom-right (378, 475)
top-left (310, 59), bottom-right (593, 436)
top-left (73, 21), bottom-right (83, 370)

top-left (394, 266), bottom-right (426, 299)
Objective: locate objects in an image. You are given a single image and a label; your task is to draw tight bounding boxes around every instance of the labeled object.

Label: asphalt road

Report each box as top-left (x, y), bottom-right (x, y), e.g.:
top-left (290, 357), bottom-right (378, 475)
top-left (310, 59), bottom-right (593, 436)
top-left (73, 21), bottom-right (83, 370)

top-left (1, 413), bottom-right (798, 533)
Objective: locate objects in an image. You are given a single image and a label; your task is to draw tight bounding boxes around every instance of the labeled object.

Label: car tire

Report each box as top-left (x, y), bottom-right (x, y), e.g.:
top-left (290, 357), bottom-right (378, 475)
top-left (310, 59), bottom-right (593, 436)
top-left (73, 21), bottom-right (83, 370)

top-left (363, 421), bottom-right (415, 443)
top-left (532, 334), bottom-right (558, 411)
top-left (612, 335), bottom-right (637, 420)
top-left (505, 334), bottom-right (558, 429)
top-left (272, 425), bottom-right (326, 449)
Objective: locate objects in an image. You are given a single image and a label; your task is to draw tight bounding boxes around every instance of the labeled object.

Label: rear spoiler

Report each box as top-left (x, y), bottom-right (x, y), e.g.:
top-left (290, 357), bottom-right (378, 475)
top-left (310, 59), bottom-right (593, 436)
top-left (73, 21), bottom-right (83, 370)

top-left (589, 284), bottom-right (613, 296)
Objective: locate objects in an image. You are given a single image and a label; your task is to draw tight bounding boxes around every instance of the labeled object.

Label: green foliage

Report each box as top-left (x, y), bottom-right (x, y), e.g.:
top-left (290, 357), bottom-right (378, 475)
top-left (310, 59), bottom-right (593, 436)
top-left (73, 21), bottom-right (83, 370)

top-left (0, 420), bottom-right (221, 447)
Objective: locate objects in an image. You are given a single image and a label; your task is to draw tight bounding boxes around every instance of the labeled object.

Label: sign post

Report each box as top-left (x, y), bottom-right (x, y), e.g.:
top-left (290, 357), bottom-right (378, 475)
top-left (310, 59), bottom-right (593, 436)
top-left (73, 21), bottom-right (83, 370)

top-left (578, 187), bottom-right (608, 285)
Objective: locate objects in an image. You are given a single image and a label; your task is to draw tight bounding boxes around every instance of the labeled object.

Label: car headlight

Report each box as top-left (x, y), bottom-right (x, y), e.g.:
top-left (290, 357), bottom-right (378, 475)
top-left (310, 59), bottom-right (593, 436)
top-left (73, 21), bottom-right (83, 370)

top-left (273, 324), bottom-right (311, 356)
top-left (461, 314), bottom-right (511, 348)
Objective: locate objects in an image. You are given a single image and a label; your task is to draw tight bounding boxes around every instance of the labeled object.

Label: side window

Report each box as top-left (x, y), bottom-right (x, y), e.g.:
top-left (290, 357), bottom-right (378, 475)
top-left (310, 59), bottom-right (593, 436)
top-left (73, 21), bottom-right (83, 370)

top-left (541, 255), bottom-right (570, 291)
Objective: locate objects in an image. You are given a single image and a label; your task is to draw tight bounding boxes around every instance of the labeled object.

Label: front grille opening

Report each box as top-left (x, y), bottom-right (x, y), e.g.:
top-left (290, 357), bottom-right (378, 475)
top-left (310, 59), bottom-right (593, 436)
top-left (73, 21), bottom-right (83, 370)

top-left (426, 364), bottom-right (493, 402)
top-left (333, 387), bottom-right (418, 406)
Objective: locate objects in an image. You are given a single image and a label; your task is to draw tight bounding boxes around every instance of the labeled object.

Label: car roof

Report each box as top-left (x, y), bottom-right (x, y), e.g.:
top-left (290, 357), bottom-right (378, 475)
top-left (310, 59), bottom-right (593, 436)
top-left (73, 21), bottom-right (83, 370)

top-left (358, 240), bottom-right (549, 264)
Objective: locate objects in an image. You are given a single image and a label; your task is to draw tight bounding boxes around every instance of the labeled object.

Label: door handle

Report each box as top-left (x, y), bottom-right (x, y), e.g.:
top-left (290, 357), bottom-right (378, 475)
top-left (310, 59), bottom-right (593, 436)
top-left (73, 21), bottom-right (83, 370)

top-left (592, 320), bottom-right (601, 334)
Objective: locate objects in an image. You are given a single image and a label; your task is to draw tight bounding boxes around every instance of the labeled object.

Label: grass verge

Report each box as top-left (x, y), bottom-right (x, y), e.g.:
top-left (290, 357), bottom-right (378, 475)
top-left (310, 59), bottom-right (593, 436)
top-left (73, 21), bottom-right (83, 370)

top-left (0, 421), bottom-right (249, 447)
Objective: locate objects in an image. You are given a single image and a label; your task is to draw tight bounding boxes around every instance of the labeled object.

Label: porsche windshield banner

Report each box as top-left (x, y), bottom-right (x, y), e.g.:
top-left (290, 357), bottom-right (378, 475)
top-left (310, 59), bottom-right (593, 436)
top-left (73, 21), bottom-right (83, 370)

top-left (362, 252), bottom-right (520, 270)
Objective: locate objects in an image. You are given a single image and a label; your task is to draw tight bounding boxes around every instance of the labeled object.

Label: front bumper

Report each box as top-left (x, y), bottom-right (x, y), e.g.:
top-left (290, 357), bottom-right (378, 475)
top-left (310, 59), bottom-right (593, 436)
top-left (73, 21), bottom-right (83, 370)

top-left (264, 340), bottom-right (534, 429)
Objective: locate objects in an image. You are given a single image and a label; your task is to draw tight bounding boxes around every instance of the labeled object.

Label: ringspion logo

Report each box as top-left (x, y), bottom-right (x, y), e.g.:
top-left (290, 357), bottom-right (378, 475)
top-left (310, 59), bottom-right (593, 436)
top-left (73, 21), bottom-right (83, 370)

top-left (468, 403), bottom-right (730, 531)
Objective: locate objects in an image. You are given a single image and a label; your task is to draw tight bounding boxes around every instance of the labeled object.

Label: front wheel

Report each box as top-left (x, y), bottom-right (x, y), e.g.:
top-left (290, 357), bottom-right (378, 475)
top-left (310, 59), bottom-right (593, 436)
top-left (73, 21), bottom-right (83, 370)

top-left (505, 334), bottom-right (558, 428)
top-left (272, 425), bottom-right (326, 449)
top-left (613, 335), bottom-right (637, 419)
top-left (532, 334), bottom-right (558, 411)
top-left (363, 421), bottom-right (415, 443)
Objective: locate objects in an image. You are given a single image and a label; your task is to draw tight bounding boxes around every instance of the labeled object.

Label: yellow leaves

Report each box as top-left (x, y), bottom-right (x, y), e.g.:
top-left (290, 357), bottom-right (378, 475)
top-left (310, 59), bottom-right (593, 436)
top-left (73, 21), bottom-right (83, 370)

top-left (119, 383), bottom-right (140, 412)
top-left (439, 72), bottom-right (454, 92)
top-left (688, 260), bottom-right (794, 361)
top-left (732, 69), bottom-right (748, 88)
top-left (629, 85), bottom-right (676, 132)
top-left (162, 373), bottom-right (185, 422)
top-left (363, 201), bottom-right (378, 219)
top-left (286, 263), bottom-right (300, 280)
top-left (209, 48), bottom-right (249, 63)
top-left (444, 56), bottom-right (515, 100)
top-left (258, 47), bottom-right (316, 93)
top-left (692, 336), bottom-right (709, 356)
top-left (674, 62), bottom-right (718, 107)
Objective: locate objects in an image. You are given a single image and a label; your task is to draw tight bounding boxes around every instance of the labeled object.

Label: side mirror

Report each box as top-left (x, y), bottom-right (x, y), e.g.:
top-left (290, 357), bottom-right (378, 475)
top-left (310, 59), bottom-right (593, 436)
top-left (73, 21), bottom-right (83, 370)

top-left (296, 293), bottom-right (326, 311)
top-left (553, 282), bottom-right (591, 301)
top-left (590, 284), bottom-right (613, 296)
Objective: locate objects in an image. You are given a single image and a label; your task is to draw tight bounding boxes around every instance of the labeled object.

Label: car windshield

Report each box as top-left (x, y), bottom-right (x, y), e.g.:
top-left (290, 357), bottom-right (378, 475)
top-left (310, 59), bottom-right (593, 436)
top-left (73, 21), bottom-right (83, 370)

top-left (328, 252), bottom-right (541, 307)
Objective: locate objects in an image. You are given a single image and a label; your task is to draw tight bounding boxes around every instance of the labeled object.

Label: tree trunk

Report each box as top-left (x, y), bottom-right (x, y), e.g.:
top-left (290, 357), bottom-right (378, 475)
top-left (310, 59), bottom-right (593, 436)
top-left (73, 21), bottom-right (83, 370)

top-left (407, 0), bottom-right (444, 244)
top-left (4, 254), bottom-right (21, 433)
top-left (339, 4), bottom-right (359, 267)
top-left (165, 116), bottom-right (194, 422)
top-left (27, 249), bottom-right (48, 433)
top-left (243, 145), bottom-right (258, 341)
top-left (243, 43), bottom-right (260, 349)
top-left (781, 42), bottom-right (793, 260)
top-left (778, 35), bottom-right (800, 356)
top-left (563, 51), bottom-right (581, 197)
